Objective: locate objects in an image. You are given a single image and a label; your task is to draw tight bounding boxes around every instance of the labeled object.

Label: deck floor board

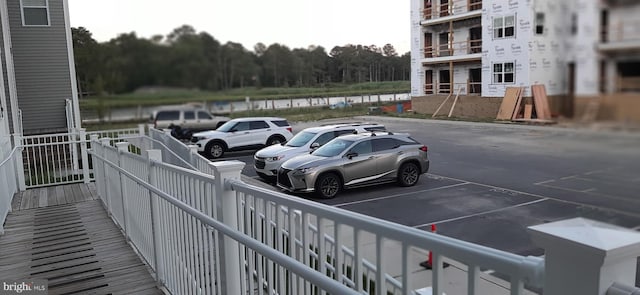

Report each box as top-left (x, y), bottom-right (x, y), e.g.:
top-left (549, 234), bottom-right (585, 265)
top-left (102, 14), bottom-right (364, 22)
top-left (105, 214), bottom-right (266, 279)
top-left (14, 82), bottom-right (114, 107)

top-left (0, 183), bottom-right (162, 295)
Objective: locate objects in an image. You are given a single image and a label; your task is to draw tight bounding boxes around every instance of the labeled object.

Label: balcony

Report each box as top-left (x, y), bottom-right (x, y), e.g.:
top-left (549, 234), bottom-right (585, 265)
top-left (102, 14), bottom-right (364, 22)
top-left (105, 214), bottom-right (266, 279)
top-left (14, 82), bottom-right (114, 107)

top-left (424, 81), bottom-right (481, 95)
top-left (422, 0), bottom-right (482, 25)
top-left (423, 38), bottom-right (482, 63)
top-left (599, 20), bottom-right (640, 53)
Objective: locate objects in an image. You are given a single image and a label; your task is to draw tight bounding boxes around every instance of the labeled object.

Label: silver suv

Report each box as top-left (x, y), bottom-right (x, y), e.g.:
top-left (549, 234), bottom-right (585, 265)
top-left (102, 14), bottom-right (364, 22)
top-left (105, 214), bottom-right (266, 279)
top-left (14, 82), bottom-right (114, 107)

top-left (277, 132), bottom-right (429, 198)
top-left (191, 117), bottom-right (293, 159)
top-left (254, 123), bottom-right (386, 180)
top-left (152, 108), bottom-right (230, 139)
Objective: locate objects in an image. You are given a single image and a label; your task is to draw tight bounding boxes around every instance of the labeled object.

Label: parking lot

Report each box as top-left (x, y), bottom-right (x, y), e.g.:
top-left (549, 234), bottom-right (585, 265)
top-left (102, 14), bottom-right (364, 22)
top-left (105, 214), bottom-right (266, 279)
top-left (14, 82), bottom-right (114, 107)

top-left (209, 117), bottom-right (640, 257)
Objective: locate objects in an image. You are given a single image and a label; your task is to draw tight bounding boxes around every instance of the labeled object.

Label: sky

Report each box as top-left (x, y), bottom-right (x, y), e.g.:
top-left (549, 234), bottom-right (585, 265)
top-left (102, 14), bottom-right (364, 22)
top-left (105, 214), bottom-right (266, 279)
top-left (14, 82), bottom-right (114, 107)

top-left (68, 0), bottom-right (411, 54)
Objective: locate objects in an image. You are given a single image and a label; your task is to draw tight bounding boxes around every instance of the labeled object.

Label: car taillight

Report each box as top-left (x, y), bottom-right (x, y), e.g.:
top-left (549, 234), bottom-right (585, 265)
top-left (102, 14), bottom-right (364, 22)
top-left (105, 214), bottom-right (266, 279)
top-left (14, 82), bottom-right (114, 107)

top-left (419, 145), bottom-right (428, 152)
top-left (286, 127), bottom-right (293, 133)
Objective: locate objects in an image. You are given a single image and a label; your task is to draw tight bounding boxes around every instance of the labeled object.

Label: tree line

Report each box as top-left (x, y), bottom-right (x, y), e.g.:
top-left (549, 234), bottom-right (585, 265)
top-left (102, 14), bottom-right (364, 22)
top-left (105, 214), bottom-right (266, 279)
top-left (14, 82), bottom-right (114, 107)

top-left (72, 25), bottom-right (411, 96)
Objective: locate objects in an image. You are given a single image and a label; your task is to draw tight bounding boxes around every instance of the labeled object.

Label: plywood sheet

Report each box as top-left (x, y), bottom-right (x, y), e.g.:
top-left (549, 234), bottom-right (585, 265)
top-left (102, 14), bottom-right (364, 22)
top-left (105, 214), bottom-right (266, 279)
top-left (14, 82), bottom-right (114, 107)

top-left (524, 104), bottom-right (533, 119)
top-left (496, 87), bottom-right (522, 120)
top-left (532, 84), bottom-right (551, 120)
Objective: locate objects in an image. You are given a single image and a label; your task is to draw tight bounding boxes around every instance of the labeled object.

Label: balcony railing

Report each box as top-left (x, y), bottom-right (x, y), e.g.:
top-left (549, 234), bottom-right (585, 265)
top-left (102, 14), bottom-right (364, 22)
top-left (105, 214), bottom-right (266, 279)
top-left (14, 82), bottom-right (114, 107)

top-left (424, 38), bottom-right (482, 58)
top-left (425, 81), bottom-right (480, 95)
top-left (617, 76), bottom-right (640, 92)
top-left (601, 20), bottom-right (640, 44)
top-left (423, 0), bottom-right (482, 20)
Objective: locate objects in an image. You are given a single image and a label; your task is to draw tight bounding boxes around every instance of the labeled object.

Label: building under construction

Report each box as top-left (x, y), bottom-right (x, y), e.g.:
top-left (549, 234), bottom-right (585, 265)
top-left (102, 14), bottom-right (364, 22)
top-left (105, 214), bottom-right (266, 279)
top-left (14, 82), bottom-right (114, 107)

top-left (409, 0), bottom-right (640, 122)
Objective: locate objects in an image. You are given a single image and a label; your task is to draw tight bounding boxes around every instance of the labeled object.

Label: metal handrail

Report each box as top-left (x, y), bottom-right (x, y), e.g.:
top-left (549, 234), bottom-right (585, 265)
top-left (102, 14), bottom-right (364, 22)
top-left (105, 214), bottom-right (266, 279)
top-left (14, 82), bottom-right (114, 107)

top-left (228, 178), bottom-right (545, 289)
top-left (89, 147), bottom-right (360, 295)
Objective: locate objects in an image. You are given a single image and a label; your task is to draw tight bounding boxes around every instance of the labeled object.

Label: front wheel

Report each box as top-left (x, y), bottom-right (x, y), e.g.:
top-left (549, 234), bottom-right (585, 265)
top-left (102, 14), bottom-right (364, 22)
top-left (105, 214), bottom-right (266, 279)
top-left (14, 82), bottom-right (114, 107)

top-left (397, 162), bottom-right (420, 187)
top-left (205, 141), bottom-right (225, 159)
top-left (266, 135), bottom-right (285, 146)
top-left (315, 173), bottom-right (341, 199)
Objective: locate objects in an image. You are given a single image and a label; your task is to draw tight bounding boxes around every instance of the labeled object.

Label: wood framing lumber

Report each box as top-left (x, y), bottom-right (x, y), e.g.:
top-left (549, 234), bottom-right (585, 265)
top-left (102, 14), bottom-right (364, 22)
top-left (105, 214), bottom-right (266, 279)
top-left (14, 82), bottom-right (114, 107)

top-left (432, 92), bottom-right (453, 118)
top-left (510, 86), bottom-right (525, 120)
top-left (447, 87), bottom-right (463, 118)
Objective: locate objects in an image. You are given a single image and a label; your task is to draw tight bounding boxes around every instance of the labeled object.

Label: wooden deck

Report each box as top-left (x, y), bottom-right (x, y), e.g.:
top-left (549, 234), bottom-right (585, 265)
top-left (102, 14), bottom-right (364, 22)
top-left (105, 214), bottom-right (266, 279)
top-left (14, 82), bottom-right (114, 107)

top-left (0, 183), bottom-right (162, 295)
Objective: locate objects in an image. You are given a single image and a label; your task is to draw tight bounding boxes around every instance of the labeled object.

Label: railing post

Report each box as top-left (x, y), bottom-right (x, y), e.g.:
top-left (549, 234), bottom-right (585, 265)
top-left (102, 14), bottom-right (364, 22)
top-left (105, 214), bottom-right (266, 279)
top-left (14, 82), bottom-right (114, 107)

top-left (100, 138), bottom-right (112, 212)
top-left (116, 142), bottom-right (130, 238)
top-left (12, 134), bottom-right (25, 191)
top-left (79, 128), bottom-right (90, 183)
top-left (138, 124), bottom-right (146, 136)
top-left (147, 149), bottom-right (165, 284)
top-left (529, 218), bottom-right (640, 295)
top-left (188, 145), bottom-right (198, 167)
top-left (210, 160), bottom-right (245, 295)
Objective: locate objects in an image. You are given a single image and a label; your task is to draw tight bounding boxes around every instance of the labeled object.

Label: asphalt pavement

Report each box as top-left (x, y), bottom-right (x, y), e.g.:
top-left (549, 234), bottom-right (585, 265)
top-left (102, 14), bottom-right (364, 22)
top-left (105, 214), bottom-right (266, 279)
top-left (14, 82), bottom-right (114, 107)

top-left (219, 116), bottom-right (640, 259)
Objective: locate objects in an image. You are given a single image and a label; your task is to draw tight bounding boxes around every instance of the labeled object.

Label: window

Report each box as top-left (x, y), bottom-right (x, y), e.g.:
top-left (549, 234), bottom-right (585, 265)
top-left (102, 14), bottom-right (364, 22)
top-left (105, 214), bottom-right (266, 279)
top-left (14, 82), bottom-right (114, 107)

top-left (493, 15), bottom-right (515, 38)
top-left (156, 111), bottom-right (180, 121)
top-left (349, 140), bottom-right (372, 155)
top-left (231, 122), bottom-right (250, 132)
top-left (373, 138), bottom-right (399, 152)
top-left (183, 111), bottom-right (195, 120)
top-left (197, 111), bottom-right (212, 120)
top-left (493, 62), bottom-right (515, 84)
top-left (21, 0), bottom-right (49, 26)
top-left (271, 120), bottom-right (289, 127)
top-left (249, 121), bottom-right (269, 130)
top-left (571, 14), bottom-right (578, 35)
top-left (535, 12), bottom-right (545, 35)
top-left (314, 132), bottom-right (337, 146)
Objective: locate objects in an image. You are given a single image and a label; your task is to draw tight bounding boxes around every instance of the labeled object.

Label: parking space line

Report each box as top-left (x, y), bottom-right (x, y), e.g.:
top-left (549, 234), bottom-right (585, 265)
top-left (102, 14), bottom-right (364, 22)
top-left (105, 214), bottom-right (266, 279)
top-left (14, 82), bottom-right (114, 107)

top-left (536, 182), bottom-right (640, 204)
top-left (431, 173), bottom-right (640, 219)
top-left (414, 198), bottom-right (549, 229)
top-left (334, 182), bottom-right (469, 208)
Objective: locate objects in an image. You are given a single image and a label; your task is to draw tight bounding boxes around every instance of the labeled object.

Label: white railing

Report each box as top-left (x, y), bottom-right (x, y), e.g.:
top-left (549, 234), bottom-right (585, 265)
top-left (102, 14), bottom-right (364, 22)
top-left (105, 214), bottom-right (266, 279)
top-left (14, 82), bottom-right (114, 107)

top-left (11, 126), bottom-right (141, 189)
top-left (91, 132), bottom-right (640, 295)
top-left (0, 138), bottom-right (19, 234)
top-left (148, 127), bottom-right (215, 174)
top-left (90, 137), bottom-right (359, 295)
top-left (91, 137), bottom-right (547, 295)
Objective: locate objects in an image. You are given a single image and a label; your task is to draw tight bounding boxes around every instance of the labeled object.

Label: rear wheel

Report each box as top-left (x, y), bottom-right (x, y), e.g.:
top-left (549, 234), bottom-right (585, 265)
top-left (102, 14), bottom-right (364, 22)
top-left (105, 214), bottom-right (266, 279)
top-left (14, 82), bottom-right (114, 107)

top-left (266, 135), bottom-right (285, 146)
top-left (205, 141), bottom-right (225, 159)
top-left (397, 162), bottom-right (420, 186)
top-left (315, 173), bottom-right (341, 199)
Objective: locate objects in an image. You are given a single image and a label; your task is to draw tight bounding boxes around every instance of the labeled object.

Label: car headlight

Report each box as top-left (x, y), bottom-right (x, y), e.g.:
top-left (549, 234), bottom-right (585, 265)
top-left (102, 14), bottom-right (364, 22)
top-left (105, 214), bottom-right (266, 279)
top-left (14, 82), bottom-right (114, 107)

top-left (297, 167), bottom-right (316, 174)
top-left (266, 155), bottom-right (285, 162)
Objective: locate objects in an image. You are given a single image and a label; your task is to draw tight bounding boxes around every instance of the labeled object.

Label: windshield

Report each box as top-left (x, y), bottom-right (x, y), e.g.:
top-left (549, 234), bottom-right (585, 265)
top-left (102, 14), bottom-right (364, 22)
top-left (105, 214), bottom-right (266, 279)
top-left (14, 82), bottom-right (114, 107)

top-left (216, 121), bottom-right (236, 132)
top-left (312, 138), bottom-right (354, 157)
top-left (286, 131), bottom-right (317, 147)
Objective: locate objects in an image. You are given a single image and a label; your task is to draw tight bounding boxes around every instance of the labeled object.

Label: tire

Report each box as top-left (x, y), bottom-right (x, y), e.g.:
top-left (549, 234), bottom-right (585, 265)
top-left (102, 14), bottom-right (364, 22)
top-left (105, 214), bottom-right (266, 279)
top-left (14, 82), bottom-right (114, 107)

top-left (315, 173), bottom-right (341, 199)
top-left (397, 162), bottom-right (420, 187)
top-left (205, 140), bottom-right (226, 159)
top-left (266, 135), bottom-right (285, 146)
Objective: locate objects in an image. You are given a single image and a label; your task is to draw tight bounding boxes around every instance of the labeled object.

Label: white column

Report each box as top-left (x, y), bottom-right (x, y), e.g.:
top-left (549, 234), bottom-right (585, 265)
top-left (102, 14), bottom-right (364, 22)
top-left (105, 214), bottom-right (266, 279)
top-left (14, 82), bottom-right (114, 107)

top-left (210, 160), bottom-right (245, 295)
top-left (529, 218), bottom-right (640, 295)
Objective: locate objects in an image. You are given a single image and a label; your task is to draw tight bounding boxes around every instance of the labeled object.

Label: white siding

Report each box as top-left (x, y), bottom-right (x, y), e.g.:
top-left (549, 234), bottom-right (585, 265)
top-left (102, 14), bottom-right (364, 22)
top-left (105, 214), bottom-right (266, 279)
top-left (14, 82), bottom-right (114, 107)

top-left (481, 0), bottom-right (533, 97)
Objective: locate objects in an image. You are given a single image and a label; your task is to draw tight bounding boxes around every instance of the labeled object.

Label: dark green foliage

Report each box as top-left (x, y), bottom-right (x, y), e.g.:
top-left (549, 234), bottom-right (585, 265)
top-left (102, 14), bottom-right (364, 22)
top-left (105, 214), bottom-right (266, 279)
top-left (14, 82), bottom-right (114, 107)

top-left (72, 26), bottom-right (410, 96)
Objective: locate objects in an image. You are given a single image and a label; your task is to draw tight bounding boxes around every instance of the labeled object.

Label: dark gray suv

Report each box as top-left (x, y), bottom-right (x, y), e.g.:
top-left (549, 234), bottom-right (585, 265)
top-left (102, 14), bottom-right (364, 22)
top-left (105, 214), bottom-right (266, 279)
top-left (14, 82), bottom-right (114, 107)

top-left (277, 132), bottom-right (429, 198)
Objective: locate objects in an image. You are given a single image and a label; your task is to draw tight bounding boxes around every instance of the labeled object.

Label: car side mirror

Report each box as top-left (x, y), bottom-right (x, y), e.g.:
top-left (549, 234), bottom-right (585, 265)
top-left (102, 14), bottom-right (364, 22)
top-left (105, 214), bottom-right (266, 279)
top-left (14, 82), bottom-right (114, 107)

top-left (346, 152), bottom-right (358, 159)
top-left (310, 142), bottom-right (320, 150)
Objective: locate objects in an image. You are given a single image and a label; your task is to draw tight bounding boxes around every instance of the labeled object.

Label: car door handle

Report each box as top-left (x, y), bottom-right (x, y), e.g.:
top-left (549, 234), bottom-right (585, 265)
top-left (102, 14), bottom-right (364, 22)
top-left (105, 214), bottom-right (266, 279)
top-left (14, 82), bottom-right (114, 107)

top-left (397, 151), bottom-right (404, 155)
top-left (244, 132), bottom-right (250, 134)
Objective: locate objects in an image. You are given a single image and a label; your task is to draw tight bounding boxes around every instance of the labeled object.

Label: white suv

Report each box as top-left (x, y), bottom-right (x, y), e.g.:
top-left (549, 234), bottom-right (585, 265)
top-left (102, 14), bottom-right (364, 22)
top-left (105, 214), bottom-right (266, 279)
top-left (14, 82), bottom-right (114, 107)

top-left (191, 117), bottom-right (293, 159)
top-left (254, 123), bottom-right (386, 180)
